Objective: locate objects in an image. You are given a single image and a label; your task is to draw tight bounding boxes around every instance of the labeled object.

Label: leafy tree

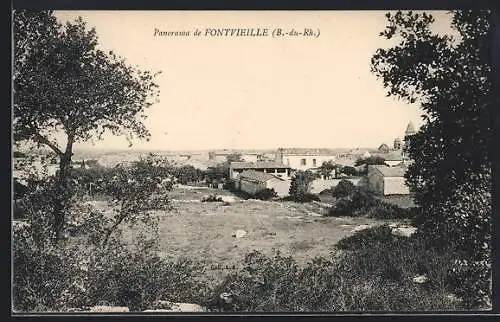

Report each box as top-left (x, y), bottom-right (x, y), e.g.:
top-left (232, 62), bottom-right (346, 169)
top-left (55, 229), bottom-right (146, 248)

top-left (13, 11), bottom-right (160, 242)
top-left (173, 165), bottom-right (204, 185)
top-left (318, 161), bottom-right (336, 179)
top-left (289, 170), bottom-right (316, 202)
top-left (206, 161), bottom-right (230, 185)
top-left (354, 156), bottom-right (386, 167)
top-left (371, 10), bottom-right (493, 306)
top-left (340, 166), bottom-right (357, 177)
top-left (331, 179), bottom-right (356, 198)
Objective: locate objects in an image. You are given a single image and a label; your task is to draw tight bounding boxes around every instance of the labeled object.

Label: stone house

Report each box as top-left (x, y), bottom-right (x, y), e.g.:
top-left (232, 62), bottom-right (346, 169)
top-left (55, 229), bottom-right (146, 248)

top-left (235, 170), bottom-right (291, 197)
top-left (229, 161), bottom-right (292, 180)
top-left (367, 165), bottom-right (410, 195)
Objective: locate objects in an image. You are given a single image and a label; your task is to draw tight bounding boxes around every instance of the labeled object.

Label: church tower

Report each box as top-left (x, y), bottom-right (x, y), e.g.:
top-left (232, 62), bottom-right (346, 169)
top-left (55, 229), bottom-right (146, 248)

top-left (403, 121), bottom-right (416, 158)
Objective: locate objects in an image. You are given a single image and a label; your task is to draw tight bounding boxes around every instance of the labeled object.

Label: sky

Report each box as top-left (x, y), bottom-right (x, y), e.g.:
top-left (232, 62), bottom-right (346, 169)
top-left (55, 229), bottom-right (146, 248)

top-left (50, 10), bottom-right (453, 151)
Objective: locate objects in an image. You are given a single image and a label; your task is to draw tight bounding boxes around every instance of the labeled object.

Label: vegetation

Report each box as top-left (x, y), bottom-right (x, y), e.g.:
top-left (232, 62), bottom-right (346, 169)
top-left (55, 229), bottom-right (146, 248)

top-left (339, 165), bottom-right (357, 177)
top-left (328, 185), bottom-right (414, 220)
top-left (205, 162), bottom-right (230, 186)
top-left (209, 228), bottom-right (466, 311)
top-left (317, 161), bottom-right (335, 179)
top-left (288, 170), bottom-right (319, 202)
top-left (354, 156), bottom-right (386, 167)
top-left (331, 179), bottom-right (356, 198)
top-left (12, 9), bottom-right (493, 312)
top-left (14, 10), bottom-right (161, 243)
top-left (371, 10), bottom-right (493, 306)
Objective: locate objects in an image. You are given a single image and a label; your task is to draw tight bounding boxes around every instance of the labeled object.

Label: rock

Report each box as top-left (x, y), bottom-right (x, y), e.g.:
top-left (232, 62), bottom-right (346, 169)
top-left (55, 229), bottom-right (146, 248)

top-left (351, 224), bottom-right (371, 233)
top-left (232, 229), bottom-right (247, 238)
top-left (149, 301), bottom-right (206, 312)
top-left (412, 274), bottom-right (428, 284)
top-left (392, 226), bottom-right (417, 238)
top-left (219, 195), bottom-right (236, 204)
top-left (89, 306), bottom-right (130, 312)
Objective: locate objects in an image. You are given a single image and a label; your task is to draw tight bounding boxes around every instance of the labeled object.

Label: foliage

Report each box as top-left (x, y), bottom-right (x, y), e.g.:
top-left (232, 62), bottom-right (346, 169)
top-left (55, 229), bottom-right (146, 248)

top-left (13, 231), bottom-right (210, 312)
top-left (13, 150), bottom-right (28, 158)
top-left (253, 188), bottom-right (278, 201)
top-left (328, 186), bottom-right (413, 220)
top-left (288, 170), bottom-right (316, 202)
top-left (318, 161), bottom-right (336, 179)
top-left (354, 156), bottom-right (386, 167)
top-left (209, 243), bottom-right (463, 312)
top-left (13, 10), bottom-right (161, 242)
top-left (339, 166), bottom-right (357, 177)
top-left (172, 165), bottom-right (205, 185)
top-left (371, 10), bottom-right (493, 305)
top-left (205, 162), bottom-right (230, 185)
top-left (331, 179), bottom-right (356, 198)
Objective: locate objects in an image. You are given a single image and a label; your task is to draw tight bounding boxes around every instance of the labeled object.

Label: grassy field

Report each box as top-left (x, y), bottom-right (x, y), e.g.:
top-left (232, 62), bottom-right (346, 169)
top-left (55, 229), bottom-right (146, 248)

top-left (118, 187), bottom-right (403, 281)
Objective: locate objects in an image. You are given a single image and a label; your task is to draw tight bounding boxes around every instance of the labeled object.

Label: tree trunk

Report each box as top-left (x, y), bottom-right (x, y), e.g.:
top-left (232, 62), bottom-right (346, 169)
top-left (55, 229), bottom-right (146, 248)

top-left (52, 134), bottom-right (74, 244)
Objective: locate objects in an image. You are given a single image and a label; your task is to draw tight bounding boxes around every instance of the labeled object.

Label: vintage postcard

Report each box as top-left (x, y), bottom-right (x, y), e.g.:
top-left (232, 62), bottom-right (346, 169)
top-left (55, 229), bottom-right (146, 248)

top-left (12, 10), bottom-right (494, 314)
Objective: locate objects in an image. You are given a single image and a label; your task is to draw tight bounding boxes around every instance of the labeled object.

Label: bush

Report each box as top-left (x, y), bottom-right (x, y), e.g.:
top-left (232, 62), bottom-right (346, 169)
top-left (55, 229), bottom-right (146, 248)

top-left (331, 179), bottom-right (355, 198)
top-left (288, 171), bottom-right (316, 202)
top-left (328, 186), bottom-right (414, 220)
top-left (209, 243), bottom-right (464, 312)
top-left (13, 236), bottom-right (211, 312)
top-left (253, 188), bottom-right (278, 201)
top-left (340, 166), bottom-right (357, 177)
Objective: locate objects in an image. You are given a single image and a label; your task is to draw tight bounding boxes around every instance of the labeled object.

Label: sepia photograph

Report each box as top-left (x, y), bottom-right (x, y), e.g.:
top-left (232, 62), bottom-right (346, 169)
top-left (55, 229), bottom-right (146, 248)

top-left (12, 9), bottom-right (494, 314)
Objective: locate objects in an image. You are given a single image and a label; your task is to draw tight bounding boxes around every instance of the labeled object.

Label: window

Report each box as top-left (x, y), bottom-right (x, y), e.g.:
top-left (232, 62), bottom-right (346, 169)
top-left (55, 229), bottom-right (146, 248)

top-left (301, 158), bottom-right (306, 166)
top-left (312, 159), bottom-right (317, 167)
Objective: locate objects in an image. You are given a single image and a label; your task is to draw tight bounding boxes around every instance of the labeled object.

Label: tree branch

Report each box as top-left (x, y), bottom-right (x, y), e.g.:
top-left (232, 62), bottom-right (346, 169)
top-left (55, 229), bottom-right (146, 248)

top-left (33, 132), bottom-right (63, 156)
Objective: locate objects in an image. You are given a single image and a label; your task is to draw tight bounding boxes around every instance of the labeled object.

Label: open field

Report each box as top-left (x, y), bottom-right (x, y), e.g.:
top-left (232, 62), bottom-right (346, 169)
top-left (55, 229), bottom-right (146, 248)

top-left (116, 187), bottom-right (404, 281)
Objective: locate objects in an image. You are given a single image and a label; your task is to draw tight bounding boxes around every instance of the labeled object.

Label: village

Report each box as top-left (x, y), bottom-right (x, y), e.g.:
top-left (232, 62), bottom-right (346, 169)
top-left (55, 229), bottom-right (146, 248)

top-left (12, 9), bottom-right (491, 314)
top-left (13, 121), bottom-right (417, 200)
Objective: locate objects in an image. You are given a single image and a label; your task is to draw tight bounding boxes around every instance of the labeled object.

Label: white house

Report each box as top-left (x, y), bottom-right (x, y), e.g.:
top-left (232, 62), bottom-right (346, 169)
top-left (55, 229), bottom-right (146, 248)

top-left (275, 148), bottom-right (338, 171)
top-left (236, 170), bottom-right (291, 197)
top-left (367, 165), bottom-right (410, 195)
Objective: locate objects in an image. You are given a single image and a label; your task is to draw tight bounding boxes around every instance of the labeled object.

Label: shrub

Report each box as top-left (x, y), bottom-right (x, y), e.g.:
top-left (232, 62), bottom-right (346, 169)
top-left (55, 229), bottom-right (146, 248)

top-left (331, 179), bottom-right (355, 198)
top-left (288, 171), bottom-right (316, 202)
top-left (209, 243), bottom-right (464, 312)
top-left (253, 188), bottom-right (278, 201)
top-left (340, 166), bottom-right (357, 177)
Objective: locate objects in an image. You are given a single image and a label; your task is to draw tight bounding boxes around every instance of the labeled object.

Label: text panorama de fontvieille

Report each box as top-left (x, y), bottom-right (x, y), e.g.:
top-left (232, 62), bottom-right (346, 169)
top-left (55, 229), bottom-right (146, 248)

top-left (154, 28), bottom-right (270, 37)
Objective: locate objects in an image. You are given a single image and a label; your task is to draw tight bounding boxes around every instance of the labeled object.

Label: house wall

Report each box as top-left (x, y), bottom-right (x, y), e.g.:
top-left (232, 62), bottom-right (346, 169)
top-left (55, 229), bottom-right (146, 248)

top-left (367, 170), bottom-right (384, 194)
top-left (239, 180), bottom-right (266, 195)
top-left (266, 179), bottom-right (291, 197)
top-left (282, 155), bottom-right (337, 171)
top-left (383, 177), bottom-right (410, 195)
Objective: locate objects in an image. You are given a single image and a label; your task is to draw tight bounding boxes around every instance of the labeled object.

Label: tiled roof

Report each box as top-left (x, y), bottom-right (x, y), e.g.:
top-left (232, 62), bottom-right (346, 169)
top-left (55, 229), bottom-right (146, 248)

top-left (239, 170), bottom-right (282, 183)
top-left (370, 165), bottom-right (406, 177)
top-left (230, 161), bottom-right (290, 169)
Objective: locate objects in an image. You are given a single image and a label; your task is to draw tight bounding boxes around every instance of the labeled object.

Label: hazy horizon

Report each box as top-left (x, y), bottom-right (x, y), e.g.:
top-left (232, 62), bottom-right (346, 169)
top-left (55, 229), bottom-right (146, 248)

top-left (40, 11), bottom-right (453, 151)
